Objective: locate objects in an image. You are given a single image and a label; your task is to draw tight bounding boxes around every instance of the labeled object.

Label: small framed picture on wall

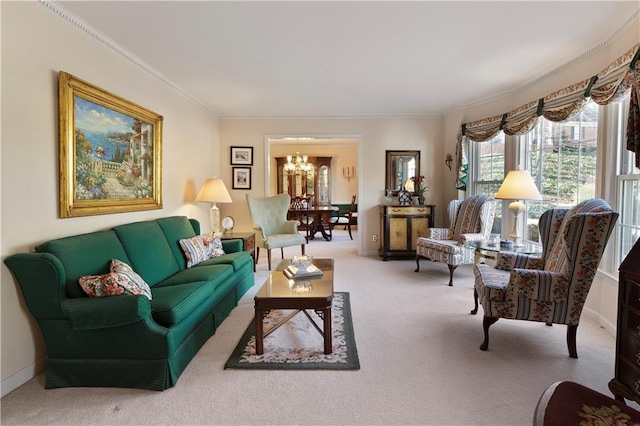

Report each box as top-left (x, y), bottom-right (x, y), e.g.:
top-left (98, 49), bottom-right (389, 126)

top-left (232, 167), bottom-right (251, 190)
top-left (230, 146), bottom-right (253, 165)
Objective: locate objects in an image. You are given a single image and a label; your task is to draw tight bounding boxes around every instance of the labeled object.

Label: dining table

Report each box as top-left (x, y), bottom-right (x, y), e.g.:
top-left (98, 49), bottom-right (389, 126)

top-left (288, 205), bottom-right (338, 241)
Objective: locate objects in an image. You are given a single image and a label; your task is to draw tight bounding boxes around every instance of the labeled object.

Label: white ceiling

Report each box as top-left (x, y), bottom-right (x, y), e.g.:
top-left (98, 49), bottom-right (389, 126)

top-left (57, 1), bottom-right (639, 118)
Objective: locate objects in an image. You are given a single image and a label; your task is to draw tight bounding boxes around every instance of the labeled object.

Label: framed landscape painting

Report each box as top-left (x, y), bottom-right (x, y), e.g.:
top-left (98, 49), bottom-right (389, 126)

top-left (230, 146), bottom-right (253, 165)
top-left (232, 167), bottom-right (251, 189)
top-left (58, 71), bottom-right (163, 218)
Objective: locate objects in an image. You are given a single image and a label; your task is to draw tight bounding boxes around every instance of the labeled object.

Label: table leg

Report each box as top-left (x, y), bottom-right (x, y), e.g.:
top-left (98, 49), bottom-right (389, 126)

top-left (254, 308), bottom-right (266, 355)
top-left (320, 306), bottom-right (332, 354)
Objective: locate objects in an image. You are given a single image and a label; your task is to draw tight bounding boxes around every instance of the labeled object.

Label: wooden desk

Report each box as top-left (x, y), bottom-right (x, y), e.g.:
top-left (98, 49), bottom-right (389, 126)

top-left (289, 206), bottom-right (338, 241)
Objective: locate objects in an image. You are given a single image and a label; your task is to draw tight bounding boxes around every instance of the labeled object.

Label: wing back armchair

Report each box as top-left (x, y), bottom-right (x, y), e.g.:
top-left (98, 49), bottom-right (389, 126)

top-left (415, 194), bottom-right (495, 286)
top-left (246, 193), bottom-right (307, 270)
top-left (473, 198), bottom-right (618, 358)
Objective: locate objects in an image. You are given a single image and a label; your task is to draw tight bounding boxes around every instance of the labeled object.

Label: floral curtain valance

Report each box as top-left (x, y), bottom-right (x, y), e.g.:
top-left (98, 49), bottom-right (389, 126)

top-left (455, 43), bottom-right (640, 190)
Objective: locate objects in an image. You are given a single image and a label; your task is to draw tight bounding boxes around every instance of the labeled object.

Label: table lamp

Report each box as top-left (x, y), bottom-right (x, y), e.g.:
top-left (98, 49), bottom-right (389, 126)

top-left (195, 178), bottom-right (232, 236)
top-left (494, 168), bottom-right (542, 247)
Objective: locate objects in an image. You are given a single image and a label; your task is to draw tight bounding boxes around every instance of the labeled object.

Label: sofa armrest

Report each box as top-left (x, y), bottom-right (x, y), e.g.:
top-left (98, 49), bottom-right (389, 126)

top-left (60, 295), bottom-right (153, 331)
top-left (506, 269), bottom-right (568, 302)
top-left (221, 239), bottom-right (243, 253)
top-left (495, 252), bottom-right (544, 271)
top-left (4, 252), bottom-right (67, 320)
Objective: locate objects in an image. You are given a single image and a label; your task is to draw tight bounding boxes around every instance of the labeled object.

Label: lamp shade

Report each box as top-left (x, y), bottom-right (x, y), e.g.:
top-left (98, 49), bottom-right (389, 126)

top-left (495, 169), bottom-right (542, 201)
top-left (195, 178), bottom-right (232, 203)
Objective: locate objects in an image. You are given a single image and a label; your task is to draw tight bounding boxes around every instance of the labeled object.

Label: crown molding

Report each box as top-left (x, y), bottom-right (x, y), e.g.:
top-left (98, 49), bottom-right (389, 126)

top-left (40, 0), bottom-right (219, 117)
top-left (446, 6), bottom-right (640, 116)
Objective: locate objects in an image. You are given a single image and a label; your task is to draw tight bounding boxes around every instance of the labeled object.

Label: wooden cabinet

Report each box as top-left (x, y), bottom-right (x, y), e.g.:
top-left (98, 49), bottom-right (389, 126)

top-left (609, 239), bottom-right (640, 405)
top-left (276, 156), bottom-right (332, 206)
top-left (379, 205), bottom-right (435, 261)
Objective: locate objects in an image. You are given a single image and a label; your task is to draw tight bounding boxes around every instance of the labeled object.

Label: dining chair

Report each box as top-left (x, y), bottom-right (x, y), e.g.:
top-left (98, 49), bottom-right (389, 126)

top-left (290, 196), bottom-right (315, 242)
top-left (246, 193), bottom-right (307, 270)
top-left (329, 194), bottom-right (356, 240)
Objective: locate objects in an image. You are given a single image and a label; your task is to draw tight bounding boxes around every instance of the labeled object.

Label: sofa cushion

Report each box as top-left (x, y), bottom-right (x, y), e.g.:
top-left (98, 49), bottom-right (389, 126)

top-left (155, 264), bottom-right (234, 290)
top-left (150, 282), bottom-right (214, 327)
top-left (36, 231), bottom-right (130, 298)
top-left (200, 251), bottom-right (252, 271)
top-left (113, 221), bottom-right (180, 286)
top-left (202, 236), bottom-right (226, 258)
top-left (79, 259), bottom-right (152, 301)
top-left (179, 236), bottom-right (209, 268)
top-left (156, 216), bottom-right (198, 270)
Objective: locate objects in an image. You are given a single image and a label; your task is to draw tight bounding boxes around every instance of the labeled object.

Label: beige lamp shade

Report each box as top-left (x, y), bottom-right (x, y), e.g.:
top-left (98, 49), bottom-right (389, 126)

top-left (196, 178), bottom-right (232, 235)
top-left (195, 178), bottom-right (232, 203)
top-left (495, 169), bottom-right (542, 247)
top-left (495, 169), bottom-right (542, 201)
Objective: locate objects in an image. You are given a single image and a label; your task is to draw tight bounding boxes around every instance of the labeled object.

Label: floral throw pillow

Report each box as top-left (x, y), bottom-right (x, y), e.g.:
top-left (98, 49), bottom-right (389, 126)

top-left (202, 236), bottom-right (226, 258)
top-left (179, 236), bottom-right (209, 267)
top-left (79, 259), bottom-right (152, 300)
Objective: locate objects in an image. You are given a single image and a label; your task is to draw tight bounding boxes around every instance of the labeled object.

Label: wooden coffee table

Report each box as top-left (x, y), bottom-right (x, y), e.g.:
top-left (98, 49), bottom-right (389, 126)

top-left (254, 258), bottom-right (334, 355)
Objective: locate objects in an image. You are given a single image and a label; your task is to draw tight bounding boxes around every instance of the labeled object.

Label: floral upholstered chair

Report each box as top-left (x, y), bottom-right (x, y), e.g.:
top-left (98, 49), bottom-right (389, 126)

top-left (473, 198), bottom-right (618, 358)
top-left (415, 194), bottom-right (495, 286)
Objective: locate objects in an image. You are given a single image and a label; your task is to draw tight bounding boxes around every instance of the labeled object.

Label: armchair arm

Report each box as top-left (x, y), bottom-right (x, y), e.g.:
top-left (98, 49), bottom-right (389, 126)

top-left (506, 269), bottom-right (568, 302)
top-left (425, 228), bottom-right (450, 239)
top-left (60, 295), bottom-right (154, 331)
top-left (495, 252), bottom-right (544, 271)
top-left (281, 220), bottom-right (299, 234)
top-left (460, 233), bottom-right (486, 245)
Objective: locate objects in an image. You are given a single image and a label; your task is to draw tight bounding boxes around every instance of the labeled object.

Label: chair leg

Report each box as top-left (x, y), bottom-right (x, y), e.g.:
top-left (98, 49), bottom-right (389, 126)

top-left (267, 249), bottom-right (272, 271)
top-left (567, 324), bottom-right (578, 359)
top-left (301, 244), bottom-right (306, 255)
top-left (415, 255), bottom-right (421, 272)
top-left (447, 264), bottom-right (457, 286)
top-left (255, 247), bottom-right (260, 265)
top-left (347, 223), bottom-right (352, 240)
top-left (280, 248), bottom-right (284, 259)
top-left (480, 316), bottom-right (499, 351)
top-left (470, 288), bottom-right (479, 315)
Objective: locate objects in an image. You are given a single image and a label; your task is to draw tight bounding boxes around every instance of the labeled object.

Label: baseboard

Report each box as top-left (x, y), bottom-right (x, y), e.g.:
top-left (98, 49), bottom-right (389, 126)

top-left (582, 306), bottom-right (617, 338)
top-left (1, 358), bottom-right (45, 398)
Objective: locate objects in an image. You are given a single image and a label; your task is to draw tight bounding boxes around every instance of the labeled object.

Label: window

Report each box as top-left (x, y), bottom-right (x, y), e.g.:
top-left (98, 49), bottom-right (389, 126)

top-left (614, 95), bottom-right (640, 265)
top-left (471, 132), bottom-right (504, 234)
top-left (524, 100), bottom-right (599, 242)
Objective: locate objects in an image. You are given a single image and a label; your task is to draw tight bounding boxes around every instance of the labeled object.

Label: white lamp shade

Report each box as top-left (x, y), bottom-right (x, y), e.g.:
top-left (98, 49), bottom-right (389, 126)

top-left (195, 178), bottom-right (232, 203)
top-left (495, 169), bottom-right (542, 201)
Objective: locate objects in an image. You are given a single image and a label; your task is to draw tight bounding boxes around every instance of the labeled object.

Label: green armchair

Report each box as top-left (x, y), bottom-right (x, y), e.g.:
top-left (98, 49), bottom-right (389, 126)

top-left (246, 193), bottom-right (307, 270)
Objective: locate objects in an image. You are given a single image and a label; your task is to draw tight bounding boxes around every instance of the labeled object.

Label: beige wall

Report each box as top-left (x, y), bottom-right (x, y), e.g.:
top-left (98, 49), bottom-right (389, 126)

top-left (1, 2), bottom-right (220, 394)
top-left (219, 117), bottom-right (448, 256)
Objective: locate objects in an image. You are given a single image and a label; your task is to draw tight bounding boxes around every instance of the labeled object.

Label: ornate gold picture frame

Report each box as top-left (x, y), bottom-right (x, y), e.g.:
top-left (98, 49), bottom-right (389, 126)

top-left (58, 71), bottom-right (163, 218)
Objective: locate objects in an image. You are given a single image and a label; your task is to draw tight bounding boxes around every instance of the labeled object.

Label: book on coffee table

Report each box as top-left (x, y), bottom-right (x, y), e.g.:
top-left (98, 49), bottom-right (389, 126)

top-left (283, 264), bottom-right (323, 279)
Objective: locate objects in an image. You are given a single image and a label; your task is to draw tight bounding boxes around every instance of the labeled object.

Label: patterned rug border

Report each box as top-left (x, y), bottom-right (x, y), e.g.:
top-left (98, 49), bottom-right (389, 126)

top-left (224, 292), bottom-right (360, 370)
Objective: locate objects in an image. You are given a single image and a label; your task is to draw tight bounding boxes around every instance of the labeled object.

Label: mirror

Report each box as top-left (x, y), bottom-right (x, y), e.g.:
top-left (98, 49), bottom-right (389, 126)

top-left (386, 150), bottom-right (420, 195)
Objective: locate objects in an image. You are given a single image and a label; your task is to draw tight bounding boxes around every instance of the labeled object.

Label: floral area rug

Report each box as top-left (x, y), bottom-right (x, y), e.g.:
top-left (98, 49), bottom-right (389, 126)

top-left (224, 292), bottom-right (360, 370)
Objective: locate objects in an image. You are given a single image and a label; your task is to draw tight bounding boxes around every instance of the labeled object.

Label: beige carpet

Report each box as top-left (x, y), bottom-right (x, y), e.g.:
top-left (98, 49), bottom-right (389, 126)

top-left (1, 229), bottom-right (635, 425)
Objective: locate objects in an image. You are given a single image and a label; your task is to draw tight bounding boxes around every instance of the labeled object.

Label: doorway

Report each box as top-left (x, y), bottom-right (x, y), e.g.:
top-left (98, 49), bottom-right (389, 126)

top-left (264, 135), bottom-right (361, 252)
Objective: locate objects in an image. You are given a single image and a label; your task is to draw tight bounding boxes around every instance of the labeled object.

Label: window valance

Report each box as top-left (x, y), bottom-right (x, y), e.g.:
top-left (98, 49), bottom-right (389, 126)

top-left (456, 43), bottom-right (640, 190)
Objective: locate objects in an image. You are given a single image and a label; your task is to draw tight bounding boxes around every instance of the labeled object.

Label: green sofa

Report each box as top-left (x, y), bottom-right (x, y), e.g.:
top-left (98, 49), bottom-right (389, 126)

top-left (3, 216), bottom-right (254, 391)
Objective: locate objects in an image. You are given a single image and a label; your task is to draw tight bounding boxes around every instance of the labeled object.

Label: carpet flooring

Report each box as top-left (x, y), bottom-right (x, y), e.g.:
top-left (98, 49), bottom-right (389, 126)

top-left (2, 229), bottom-right (638, 425)
top-left (224, 292), bottom-right (360, 370)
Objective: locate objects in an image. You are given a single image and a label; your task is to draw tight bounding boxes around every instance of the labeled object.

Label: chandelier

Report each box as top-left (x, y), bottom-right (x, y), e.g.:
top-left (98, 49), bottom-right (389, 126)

top-left (284, 152), bottom-right (314, 176)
